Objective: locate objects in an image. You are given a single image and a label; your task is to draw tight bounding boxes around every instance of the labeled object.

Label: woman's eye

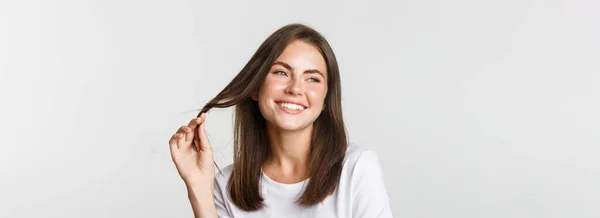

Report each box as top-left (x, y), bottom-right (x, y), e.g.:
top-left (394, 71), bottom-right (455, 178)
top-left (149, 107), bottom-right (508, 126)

top-left (274, 71), bottom-right (287, 76)
top-left (308, 77), bottom-right (321, 83)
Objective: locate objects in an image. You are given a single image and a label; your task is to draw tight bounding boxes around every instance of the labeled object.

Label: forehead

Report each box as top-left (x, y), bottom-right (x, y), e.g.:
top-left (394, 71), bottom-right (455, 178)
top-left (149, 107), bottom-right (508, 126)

top-left (274, 40), bottom-right (327, 76)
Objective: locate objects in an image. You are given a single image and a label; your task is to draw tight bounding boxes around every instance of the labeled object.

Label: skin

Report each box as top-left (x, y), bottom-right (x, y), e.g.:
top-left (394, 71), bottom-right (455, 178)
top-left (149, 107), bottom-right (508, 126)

top-left (252, 40), bottom-right (328, 183)
top-left (169, 112), bottom-right (217, 218)
top-left (169, 39), bottom-right (328, 217)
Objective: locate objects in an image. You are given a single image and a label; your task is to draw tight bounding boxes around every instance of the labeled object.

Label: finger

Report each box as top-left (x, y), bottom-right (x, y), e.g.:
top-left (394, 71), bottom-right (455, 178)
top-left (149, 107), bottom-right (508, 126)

top-left (186, 117), bottom-right (201, 129)
top-left (169, 133), bottom-right (178, 146)
top-left (188, 113), bottom-right (205, 129)
top-left (176, 125), bottom-right (188, 134)
top-left (169, 133), bottom-right (181, 153)
top-left (172, 126), bottom-right (188, 143)
top-left (193, 132), bottom-right (201, 151)
top-left (177, 131), bottom-right (189, 150)
top-left (197, 120), bottom-right (211, 151)
top-left (193, 113), bottom-right (206, 151)
top-left (186, 114), bottom-right (204, 142)
top-left (183, 126), bottom-right (194, 143)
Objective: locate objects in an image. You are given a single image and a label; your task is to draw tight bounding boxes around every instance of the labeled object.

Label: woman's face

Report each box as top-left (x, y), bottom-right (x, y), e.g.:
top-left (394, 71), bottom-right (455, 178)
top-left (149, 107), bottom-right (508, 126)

top-left (252, 40), bottom-right (328, 132)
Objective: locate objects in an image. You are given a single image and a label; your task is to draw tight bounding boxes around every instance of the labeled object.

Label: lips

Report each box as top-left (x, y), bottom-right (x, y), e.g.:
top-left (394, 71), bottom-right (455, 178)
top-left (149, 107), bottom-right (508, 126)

top-left (276, 102), bottom-right (305, 115)
top-left (274, 100), bottom-right (308, 109)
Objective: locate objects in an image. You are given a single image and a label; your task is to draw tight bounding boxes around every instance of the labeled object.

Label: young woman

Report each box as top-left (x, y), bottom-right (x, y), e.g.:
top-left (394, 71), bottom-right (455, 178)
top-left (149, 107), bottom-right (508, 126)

top-left (169, 23), bottom-right (392, 218)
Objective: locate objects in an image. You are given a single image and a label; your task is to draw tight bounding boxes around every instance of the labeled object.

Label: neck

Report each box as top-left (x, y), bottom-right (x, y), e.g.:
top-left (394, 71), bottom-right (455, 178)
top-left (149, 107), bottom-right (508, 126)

top-left (264, 122), bottom-right (312, 178)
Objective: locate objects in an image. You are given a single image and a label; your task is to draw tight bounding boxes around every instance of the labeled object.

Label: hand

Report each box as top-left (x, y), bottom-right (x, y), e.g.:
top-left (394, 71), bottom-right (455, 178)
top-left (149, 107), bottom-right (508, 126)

top-left (169, 112), bottom-right (215, 186)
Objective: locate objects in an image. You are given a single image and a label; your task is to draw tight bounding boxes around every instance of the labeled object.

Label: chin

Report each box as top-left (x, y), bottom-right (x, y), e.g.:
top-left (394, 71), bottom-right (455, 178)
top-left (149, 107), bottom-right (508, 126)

top-left (272, 119), bottom-right (312, 132)
top-left (276, 123), bottom-right (307, 131)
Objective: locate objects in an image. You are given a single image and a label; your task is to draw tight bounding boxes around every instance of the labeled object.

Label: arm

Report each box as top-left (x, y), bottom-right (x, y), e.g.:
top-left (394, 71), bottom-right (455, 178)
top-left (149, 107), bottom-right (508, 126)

top-left (186, 183), bottom-right (218, 218)
top-left (352, 150), bottom-right (393, 218)
top-left (169, 113), bottom-right (219, 218)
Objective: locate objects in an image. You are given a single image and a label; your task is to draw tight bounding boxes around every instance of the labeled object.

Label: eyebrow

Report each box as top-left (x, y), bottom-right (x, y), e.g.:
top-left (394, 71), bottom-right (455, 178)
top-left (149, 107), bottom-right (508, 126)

top-left (272, 61), bottom-right (325, 78)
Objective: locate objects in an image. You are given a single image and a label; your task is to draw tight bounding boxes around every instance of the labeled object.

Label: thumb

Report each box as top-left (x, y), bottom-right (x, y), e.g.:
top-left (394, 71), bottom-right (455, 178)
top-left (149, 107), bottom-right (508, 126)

top-left (197, 114), bottom-right (212, 151)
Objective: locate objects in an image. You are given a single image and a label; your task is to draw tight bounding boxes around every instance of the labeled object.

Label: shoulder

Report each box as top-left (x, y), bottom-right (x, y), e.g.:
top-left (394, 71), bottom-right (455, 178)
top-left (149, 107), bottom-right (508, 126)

top-left (215, 163), bottom-right (234, 185)
top-left (214, 163), bottom-right (234, 196)
top-left (342, 144), bottom-right (392, 217)
top-left (213, 164), bottom-right (235, 216)
top-left (213, 163), bottom-right (234, 205)
top-left (343, 143), bottom-right (381, 170)
top-left (341, 143), bottom-right (386, 188)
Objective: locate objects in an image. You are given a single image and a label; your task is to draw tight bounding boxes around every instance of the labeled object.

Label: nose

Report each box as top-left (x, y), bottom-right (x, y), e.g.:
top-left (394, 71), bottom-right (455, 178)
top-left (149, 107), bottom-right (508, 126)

top-left (284, 77), bottom-right (303, 96)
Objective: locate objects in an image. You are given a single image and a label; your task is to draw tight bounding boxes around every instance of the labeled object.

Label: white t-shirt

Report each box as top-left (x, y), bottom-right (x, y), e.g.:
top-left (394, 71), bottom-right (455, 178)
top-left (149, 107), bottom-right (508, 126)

top-left (213, 145), bottom-right (393, 218)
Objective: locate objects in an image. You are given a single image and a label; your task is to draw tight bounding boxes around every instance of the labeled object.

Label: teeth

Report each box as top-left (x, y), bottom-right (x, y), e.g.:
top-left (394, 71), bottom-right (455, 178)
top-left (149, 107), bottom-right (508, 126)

top-left (279, 102), bottom-right (305, 110)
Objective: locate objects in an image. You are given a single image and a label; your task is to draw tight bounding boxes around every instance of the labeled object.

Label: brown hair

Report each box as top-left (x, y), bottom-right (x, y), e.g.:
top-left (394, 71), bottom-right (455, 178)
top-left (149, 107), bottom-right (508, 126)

top-left (196, 23), bottom-right (347, 211)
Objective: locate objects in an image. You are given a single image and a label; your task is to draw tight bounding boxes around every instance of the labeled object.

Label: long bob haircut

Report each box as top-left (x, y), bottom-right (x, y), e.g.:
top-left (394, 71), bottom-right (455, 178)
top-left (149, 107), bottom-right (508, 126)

top-left (196, 23), bottom-right (347, 211)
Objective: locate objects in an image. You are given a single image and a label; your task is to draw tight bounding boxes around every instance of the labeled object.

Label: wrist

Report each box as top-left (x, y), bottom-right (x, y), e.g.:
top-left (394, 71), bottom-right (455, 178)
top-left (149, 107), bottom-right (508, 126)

top-left (186, 182), bottom-right (214, 195)
top-left (185, 177), bottom-right (214, 190)
top-left (186, 183), bottom-right (217, 218)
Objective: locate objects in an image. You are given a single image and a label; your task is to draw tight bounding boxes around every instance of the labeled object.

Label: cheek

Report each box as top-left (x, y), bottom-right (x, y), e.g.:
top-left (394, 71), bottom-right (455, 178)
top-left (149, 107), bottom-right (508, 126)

top-left (307, 87), bottom-right (327, 104)
top-left (257, 78), bottom-right (285, 100)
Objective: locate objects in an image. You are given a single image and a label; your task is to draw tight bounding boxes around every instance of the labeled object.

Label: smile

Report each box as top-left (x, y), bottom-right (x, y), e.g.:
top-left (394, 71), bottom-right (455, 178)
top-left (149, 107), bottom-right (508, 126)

top-left (275, 101), bottom-right (306, 115)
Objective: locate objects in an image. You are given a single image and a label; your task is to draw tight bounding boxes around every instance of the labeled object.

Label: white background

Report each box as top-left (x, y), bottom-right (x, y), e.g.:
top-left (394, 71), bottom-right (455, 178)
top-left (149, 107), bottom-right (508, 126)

top-left (1, 0), bottom-right (599, 217)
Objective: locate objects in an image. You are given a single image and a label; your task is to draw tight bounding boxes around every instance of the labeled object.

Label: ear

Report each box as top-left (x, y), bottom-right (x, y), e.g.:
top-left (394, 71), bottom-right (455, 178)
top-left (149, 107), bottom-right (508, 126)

top-left (251, 91), bottom-right (258, 101)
